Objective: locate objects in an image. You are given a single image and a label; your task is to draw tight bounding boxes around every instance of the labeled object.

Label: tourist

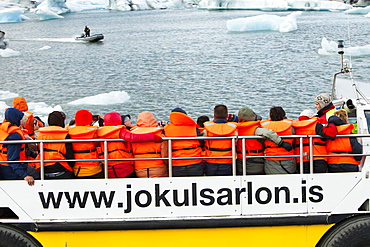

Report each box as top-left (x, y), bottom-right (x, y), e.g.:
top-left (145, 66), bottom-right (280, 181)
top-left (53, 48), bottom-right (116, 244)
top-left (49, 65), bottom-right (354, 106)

top-left (203, 104), bottom-right (237, 176)
top-left (260, 106), bottom-right (296, 174)
top-left (237, 107), bottom-right (291, 175)
top-left (163, 108), bottom-right (203, 177)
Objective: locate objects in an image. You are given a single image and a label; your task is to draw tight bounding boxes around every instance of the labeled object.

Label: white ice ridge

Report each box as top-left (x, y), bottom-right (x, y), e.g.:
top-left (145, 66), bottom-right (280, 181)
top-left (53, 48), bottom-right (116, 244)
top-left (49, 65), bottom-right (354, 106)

top-left (68, 91), bottom-right (130, 105)
top-left (318, 37), bottom-right (370, 56)
top-left (345, 5), bottom-right (370, 14)
top-left (0, 0), bottom-right (353, 23)
top-left (227, 12), bottom-right (301, 33)
top-left (198, 0), bottom-right (351, 11)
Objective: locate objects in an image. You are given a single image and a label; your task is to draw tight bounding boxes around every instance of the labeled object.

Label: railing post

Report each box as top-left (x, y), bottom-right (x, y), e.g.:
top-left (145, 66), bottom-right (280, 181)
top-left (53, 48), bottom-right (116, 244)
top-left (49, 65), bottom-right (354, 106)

top-left (104, 140), bottom-right (108, 179)
top-left (168, 139), bottom-right (172, 177)
top-left (40, 141), bottom-right (44, 180)
top-left (309, 136), bottom-right (313, 174)
top-left (242, 138), bottom-right (246, 176)
top-left (232, 137), bottom-right (236, 176)
top-left (299, 137), bottom-right (303, 174)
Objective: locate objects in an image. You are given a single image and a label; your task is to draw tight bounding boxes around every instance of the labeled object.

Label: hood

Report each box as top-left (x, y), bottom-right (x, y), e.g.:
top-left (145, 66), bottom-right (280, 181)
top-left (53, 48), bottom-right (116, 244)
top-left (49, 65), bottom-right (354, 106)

top-left (104, 112), bottom-right (122, 126)
top-left (5, 108), bottom-right (24, 127)
top-left (75, 109), bottom-right (92, 126)
top-left (48, 111), bottom-right (66, 128)
top-left (137, 111), bottom-right (158, 127)
top-left (13, 97), bottom-right (28, 112)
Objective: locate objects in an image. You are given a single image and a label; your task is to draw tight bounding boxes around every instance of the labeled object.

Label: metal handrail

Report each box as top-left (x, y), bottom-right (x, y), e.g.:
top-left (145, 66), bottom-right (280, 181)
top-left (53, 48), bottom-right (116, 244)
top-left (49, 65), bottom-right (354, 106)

top-left (0, 134), bottom-right (368, 179)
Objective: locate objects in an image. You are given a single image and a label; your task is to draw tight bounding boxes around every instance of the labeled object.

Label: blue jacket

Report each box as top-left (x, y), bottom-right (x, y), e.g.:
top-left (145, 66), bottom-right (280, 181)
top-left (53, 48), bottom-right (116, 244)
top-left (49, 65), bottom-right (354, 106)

top-left (0, 108), bottom-right (28, 180)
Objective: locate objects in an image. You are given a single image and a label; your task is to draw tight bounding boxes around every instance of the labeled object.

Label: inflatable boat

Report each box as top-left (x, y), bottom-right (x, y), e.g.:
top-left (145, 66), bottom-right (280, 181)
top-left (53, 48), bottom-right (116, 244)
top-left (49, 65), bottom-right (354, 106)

top-left (75, 33), bottom-right (104, 42)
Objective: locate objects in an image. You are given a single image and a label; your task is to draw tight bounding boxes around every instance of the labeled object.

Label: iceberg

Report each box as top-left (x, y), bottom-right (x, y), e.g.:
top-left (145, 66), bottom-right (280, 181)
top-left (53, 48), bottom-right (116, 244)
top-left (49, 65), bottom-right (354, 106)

top-left (0, 0), bottom-right (354, 23)
top-left (227, 12), bottom-right (301, 33)
top-left (68, 91), bottom-right (130, 105)
top-left (318, 37), bottom-right (370, 56)
top-left (344, 5), bottom-right (370, 14)
top-left (198, 0), bottom-right (352, 11)
top-left (0, 3), bottom-right (28, 23)
top-left (34, 8), bottom-right (64, 20)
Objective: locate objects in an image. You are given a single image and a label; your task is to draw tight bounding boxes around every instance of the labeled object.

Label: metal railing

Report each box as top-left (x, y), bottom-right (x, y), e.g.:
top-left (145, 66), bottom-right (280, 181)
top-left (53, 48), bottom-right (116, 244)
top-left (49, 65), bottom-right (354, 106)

top-left (0, 134), bottom-right (368, 179)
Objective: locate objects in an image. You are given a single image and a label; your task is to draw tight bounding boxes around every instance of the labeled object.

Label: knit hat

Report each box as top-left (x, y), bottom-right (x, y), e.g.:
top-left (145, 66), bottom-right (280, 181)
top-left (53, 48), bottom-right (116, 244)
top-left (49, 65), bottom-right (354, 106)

top-left (171, 108), bottom-right (187, 115)
top-left (104, 112), bottom-right (122, 126)
top-left (48, 111), bottom-right (66, 128)
top-left (238, 107), bottom-right (257, 121)
top-left (314, 93), bottom-right (332, 109)
top-left (12, 97), bottom-right (28, 112)
top-left (75, 109), bottom-right (92, 126)
top-left (5, 108), bottom-right (24, 127)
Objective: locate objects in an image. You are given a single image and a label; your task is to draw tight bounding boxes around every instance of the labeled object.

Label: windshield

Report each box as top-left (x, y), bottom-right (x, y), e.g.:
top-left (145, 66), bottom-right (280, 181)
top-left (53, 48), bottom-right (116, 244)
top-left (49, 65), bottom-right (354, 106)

top-left (365, 111), bottom-right (370, 134)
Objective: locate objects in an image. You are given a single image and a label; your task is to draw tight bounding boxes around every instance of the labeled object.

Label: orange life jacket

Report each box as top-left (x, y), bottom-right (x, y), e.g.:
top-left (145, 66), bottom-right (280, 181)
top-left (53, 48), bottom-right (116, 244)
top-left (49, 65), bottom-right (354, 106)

top-left (0, 122), bottom-right (26, 166)
top-left (326, 124), bottom-right (360, 165)
top-left (236, 121), bottom-right (264, 159)
top-left (292, 118), bottom-right (327, 162)
top-left (22, 111), bottom-right (44, 138)
top-left (97, 126), bottom-right (133, 167)
top-left (260, 119), bottom-right (294, 161)
top-left (35, 126), bottom-right (72, 171)
top-left (130, 127), bottom-right (163, 169)
top-left (164, 112), bottom-right (202, 167)
top-left (68, 125), bottom-right (101, 177)
top-left (204, 121), bottom-right (237, 164)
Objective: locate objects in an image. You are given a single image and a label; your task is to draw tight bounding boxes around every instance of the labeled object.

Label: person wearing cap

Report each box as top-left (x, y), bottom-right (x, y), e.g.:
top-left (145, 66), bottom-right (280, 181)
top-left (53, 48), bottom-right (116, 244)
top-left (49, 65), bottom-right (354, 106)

top-left (237, 107), bottom-right (291, 175)
top-left (121, 114), bottom-right (133, 130)
top-left (68, 109), bottom-right (103, 178)
top-left (36, 111), bottom-right (75, 179)
top-left (130, 111), bottom-right (168, 178)
top-left (0, 108), bottom-right (39, 186)
top-left (314, 93), bottom-right (337, 124)
top-left (203, 104), bottom-right (237, 176)
top-left (260, 107), bottom-right (296, 174)
top-left (326, 109), bottom-right (362, 172)
top-left (163, 108), bottom-right (203, 177)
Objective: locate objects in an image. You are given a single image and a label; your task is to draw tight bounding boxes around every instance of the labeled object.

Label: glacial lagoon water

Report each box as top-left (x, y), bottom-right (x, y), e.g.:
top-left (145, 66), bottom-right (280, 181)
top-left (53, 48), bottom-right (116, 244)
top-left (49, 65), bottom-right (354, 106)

top-left (1, 9), bottom-right (370, 123)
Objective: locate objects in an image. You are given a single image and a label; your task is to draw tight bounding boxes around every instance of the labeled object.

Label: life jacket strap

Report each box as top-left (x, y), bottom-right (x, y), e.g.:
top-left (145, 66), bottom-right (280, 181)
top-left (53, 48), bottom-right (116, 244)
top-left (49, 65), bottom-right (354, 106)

top-left (172, 146), bottom-right (200, 152)
top-left (207, 147), bottom-right (232, 152)
top-left (44, 148), bottom-right (67, 158)
top-left (236, 149), bottom-right (264, 154)
top-left (73, 148), bottom-right (97, 154)
top-left (98, 148), bottom-right (130, 156)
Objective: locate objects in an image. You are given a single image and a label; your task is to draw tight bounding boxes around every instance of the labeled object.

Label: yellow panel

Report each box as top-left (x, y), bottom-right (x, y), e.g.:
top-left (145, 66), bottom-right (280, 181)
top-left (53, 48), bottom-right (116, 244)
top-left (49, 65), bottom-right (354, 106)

top-left (29, 224), bottom-right (333, 247)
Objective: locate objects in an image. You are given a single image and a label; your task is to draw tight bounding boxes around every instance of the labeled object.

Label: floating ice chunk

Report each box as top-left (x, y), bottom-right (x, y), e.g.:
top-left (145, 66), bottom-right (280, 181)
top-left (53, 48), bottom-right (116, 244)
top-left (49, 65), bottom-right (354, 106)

top-left (0, 91), bottom-right (18, 100)
top-left (0, 5), bottom-right (26, 23)
top-left (39, 46), bottom-right (52, 50)
top-left (34, 9), bottom-right (64, 20)
top-left (318, 37), bottom-right (370, 56)
top-left (227, 12), bottom-right (301, 33)
top-left (68, 91), bottom-right (130, 105)
top-left (29, 102), bottom-right (63, 116)
top-left (0, 48), bottom-right (21, 57)
top-left (344, 5), bottom-right (370, 14)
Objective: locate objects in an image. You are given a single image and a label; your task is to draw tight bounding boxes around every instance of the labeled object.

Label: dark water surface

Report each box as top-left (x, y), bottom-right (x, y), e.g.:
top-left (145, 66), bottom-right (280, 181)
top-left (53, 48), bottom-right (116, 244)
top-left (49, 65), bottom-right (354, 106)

top-left (1, 9), bottom-right (370, 122)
